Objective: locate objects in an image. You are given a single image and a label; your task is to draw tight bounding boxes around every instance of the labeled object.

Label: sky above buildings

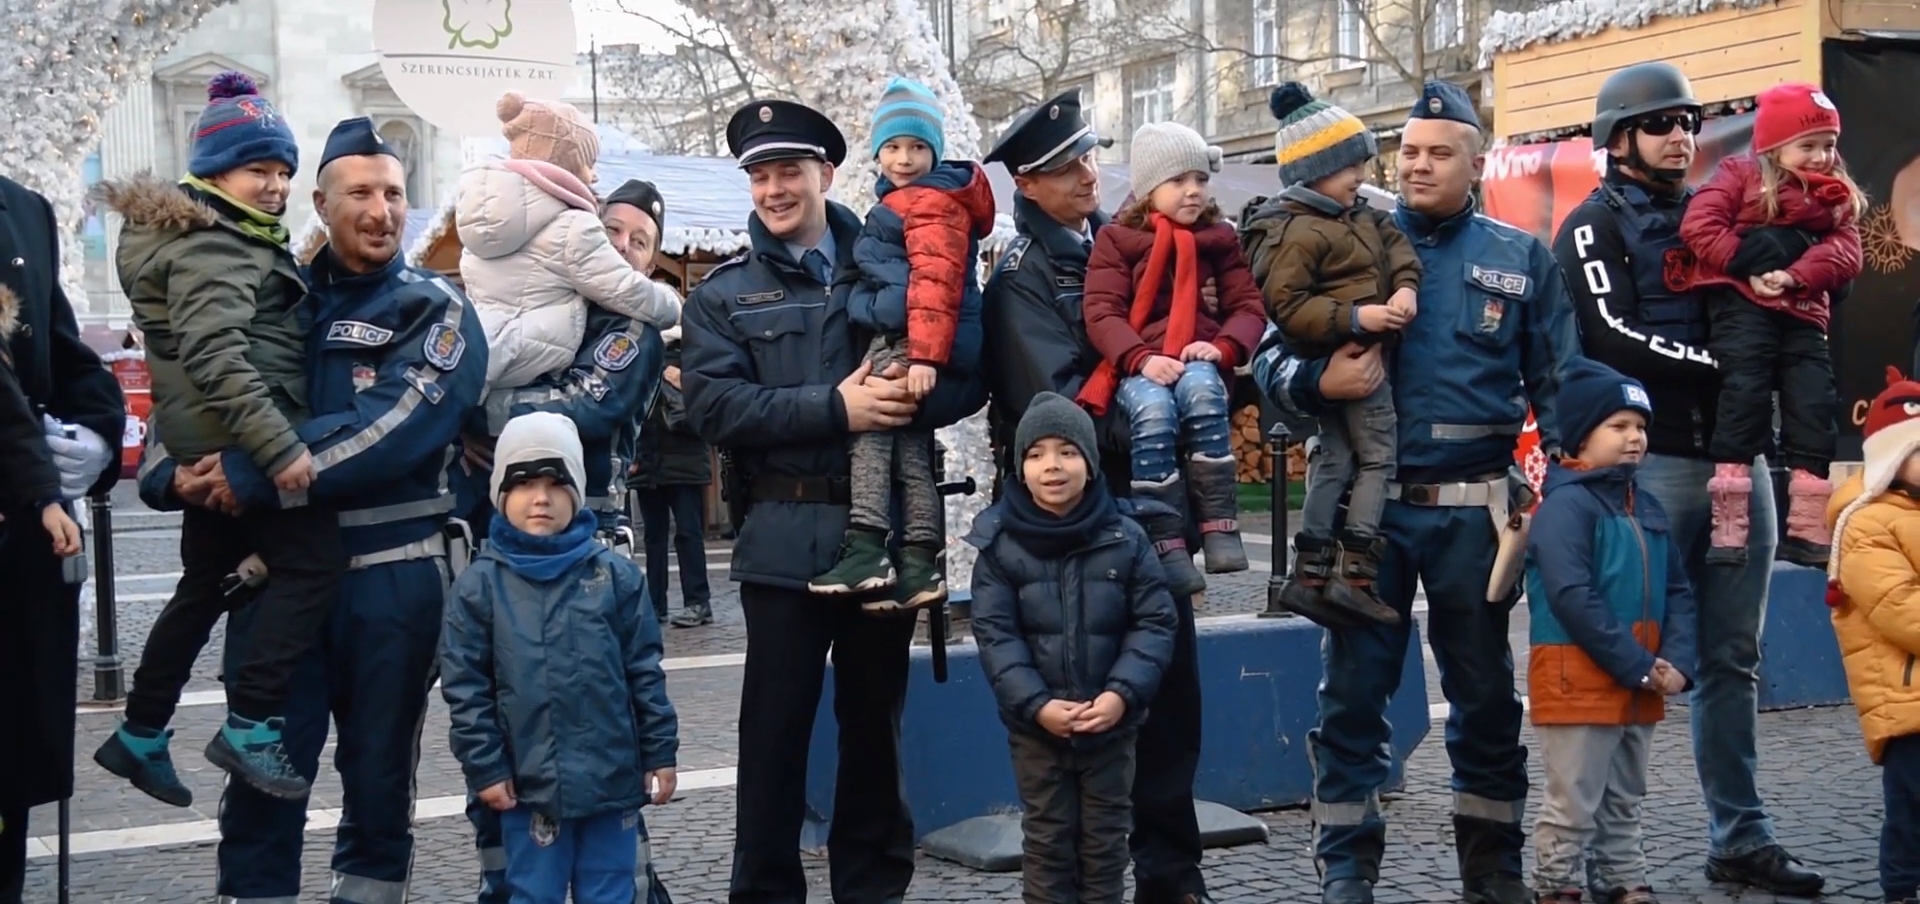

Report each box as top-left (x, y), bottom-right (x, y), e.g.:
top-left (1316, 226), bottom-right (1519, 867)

top-left (574, 0), bottom-right (684, 51)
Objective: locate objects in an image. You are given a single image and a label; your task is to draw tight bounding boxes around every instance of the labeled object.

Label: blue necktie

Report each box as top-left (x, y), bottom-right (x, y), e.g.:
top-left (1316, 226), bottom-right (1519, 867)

top-left (802, 248), bottom-right (832, 286)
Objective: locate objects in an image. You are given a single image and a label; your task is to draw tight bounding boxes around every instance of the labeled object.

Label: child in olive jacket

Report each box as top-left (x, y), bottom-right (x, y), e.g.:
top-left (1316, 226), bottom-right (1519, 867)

top-left (1524, 357), bottom-right (1698, 904)
top-left (92, 71), bottom-right (342, 806)
top-left (968, 392), bottom-right (1178, 904)
top-left (443, 412), bottom-right (678, 904)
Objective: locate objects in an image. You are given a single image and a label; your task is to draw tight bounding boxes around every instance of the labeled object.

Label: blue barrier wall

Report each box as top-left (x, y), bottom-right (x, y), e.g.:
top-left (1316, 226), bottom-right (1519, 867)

top-left (802, 613), bottom-right (1432, 843)
top-left (1757, 562), bottom-right (1852, 710)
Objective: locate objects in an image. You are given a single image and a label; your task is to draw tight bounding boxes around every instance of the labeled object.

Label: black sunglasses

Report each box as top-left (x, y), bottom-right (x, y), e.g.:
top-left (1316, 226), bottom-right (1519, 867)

top-left (1632, 111), bottom-right (1702, 137)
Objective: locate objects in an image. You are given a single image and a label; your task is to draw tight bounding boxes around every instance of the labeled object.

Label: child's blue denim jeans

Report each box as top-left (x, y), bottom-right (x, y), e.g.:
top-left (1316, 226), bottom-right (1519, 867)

top-left (1116, 360), bottom-right (1231, 483)
top-left (500, 807), bottom-right (639, 904)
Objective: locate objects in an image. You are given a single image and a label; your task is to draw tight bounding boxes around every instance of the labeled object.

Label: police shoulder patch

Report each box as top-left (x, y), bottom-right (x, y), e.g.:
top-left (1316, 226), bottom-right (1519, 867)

top-left (998, 237), bottom-right (1030, 273)
top-left (593, 331), bottom-right (641, 371)
top-left (326, 320), bottom-right (394, 346)
top-left (422, 322), bottom-right (466, 370)
top-left (1469, 265), bottom-right (1532, 298)
top-left (403, 366), bottom-right (446, 405)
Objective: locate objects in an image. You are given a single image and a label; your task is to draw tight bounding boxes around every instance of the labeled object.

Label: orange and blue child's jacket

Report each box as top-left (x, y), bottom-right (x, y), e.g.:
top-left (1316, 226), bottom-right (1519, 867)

top-left (1524, 460), bottom-right (1699, 725)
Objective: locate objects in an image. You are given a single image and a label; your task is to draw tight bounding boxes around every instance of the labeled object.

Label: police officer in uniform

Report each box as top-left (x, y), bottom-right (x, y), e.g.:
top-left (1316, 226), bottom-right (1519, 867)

top-left (1550, 63), bottom-right (1824, 895)
top-left (981, 88), bottom-right (1212, 904)
top-left (681, 99), bottom-right (984, 904)
top-left (139, 117), bottom-right (489, 904)
top-left (1255, 83), bottom-right (1579, 904)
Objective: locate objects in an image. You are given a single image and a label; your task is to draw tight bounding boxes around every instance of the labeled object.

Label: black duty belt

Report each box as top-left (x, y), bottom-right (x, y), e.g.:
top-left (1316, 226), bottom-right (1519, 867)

top-left (749, 474), bottom-right (851, 505)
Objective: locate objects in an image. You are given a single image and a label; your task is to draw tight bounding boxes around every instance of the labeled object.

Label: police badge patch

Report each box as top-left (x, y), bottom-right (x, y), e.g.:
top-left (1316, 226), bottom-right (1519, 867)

top-left (593, 333), bottom-right (640, 371)
top-left (423, 323), bottom-right (465, 370)
top-left (1469, 265), bottom-right (1531, 298)
top-left (351, 364), bottom-right (376, 392)
top-left (327, 320), bottom-right (394, 346)
top-left (1480, 297), bottom-right (1506, 333)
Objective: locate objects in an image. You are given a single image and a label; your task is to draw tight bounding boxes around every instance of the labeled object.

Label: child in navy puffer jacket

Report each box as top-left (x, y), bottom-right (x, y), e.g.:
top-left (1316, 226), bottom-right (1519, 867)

top-left (441, 412), bottom-right (678, 904)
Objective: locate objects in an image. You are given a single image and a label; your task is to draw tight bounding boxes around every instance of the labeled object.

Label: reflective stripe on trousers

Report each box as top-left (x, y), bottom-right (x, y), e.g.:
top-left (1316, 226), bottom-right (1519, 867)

top-left (332, 872), bottom-right (408, 904)
top-left (1454, 790), bottom-right (1525, 823)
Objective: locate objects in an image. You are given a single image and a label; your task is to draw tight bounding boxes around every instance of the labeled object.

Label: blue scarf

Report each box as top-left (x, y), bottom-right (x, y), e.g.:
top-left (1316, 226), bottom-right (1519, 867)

top-left (487, 509), bottom-right (600, 582)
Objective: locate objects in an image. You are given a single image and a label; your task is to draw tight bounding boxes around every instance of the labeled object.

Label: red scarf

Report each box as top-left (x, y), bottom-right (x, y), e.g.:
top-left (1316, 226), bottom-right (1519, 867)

top-left (1078, 212), bottom-right (1202, 415)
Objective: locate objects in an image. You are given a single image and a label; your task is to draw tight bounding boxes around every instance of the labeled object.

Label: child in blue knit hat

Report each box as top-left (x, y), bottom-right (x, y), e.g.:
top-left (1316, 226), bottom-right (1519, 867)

top-left (810, 76), bottom-right (996, 613)
top-left (92, 70), bottom-right (344, 808)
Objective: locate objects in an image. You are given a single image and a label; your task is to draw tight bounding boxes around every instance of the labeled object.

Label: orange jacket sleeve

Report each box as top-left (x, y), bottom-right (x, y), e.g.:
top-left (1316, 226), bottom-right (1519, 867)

top-left (888, 187), bottom-right (971, 366)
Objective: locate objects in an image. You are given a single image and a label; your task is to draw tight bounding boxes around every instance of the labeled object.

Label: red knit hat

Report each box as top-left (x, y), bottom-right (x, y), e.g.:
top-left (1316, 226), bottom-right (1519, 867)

top-left (1826, 367), bottom-right (1920, 603)
top-left (1752, 82), bottom-right (1841, 154)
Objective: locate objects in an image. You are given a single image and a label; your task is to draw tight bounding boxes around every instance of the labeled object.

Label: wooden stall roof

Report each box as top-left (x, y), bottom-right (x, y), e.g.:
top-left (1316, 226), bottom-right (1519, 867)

top-left (1489, 0), bottom-right (1824, 139)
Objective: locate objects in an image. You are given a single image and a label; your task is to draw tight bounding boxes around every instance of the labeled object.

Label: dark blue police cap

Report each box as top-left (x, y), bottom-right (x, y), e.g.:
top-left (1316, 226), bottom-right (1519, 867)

top-left (318, 116), bottom-right (398, 172)
top-left (605, 179), bottom-right (665, 233)
top-left (726, 99), bottom-right (847, 170)
top-left (1410, 81), bottom-right (1481, 130)
top-left (983, 88), bottom-right (1112, 176)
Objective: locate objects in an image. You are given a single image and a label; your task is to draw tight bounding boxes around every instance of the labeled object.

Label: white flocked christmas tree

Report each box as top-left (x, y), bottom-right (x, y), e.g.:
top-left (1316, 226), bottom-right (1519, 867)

top-left (687, 0), bottom-right (998, 586)
top-left (1, 0), bottom-right (234, 311)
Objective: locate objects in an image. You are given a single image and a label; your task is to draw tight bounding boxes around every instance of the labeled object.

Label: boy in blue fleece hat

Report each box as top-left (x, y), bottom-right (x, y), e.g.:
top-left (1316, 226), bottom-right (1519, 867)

top-left (1524, 357), bottom-right (1699, 904)
top-left (442, 412), bottom-right (679, 904)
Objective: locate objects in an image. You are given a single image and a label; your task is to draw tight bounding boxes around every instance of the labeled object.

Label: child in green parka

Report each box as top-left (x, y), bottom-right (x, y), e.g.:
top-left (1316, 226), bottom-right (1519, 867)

top-left (91, 71), bottom-right (343, 808)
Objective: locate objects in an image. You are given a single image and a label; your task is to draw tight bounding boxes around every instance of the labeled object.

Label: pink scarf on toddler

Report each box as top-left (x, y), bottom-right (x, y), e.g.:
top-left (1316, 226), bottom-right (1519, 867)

top-left (502, 158), bottom-right (597, 213)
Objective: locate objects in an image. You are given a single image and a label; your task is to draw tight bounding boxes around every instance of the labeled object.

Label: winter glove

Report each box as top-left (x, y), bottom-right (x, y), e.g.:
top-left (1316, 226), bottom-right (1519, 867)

top-left (1727, 226), bottom-right (1818, 278)
top-left (42, 414), bottom-right (114, 500)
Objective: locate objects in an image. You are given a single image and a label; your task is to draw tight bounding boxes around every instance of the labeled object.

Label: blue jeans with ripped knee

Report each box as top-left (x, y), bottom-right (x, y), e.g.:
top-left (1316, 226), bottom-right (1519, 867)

top-left (1116, 361), bottom-right (1231, 483)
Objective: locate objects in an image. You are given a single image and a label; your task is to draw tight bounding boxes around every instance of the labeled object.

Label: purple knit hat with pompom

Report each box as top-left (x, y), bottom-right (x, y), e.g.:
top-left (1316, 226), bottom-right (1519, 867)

top-left (187, 71), bottom-right (299, 179)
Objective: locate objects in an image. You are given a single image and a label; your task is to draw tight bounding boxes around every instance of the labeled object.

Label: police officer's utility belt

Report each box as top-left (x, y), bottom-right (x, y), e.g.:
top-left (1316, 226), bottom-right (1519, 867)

top-left (749, 474), bottom-right (851, 505)
top-left (347, 533), bottom-right (447, 571)
top-left (1385, 471), bottom-right (1511, 507)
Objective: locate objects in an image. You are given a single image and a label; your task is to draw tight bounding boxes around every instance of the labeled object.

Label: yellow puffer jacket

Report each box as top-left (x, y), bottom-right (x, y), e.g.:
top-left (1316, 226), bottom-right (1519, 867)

top-left (1827, 473), bottom-right (1920, 763)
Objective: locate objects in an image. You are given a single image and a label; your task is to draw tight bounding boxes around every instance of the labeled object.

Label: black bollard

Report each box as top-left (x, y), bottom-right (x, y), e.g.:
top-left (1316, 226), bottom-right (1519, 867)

top-left (1259, 422), bottom-right (1294, 619)
top-left (89, 492), bottom-right (123, 701)
top-left (57, 797), bottom-right (69, 904)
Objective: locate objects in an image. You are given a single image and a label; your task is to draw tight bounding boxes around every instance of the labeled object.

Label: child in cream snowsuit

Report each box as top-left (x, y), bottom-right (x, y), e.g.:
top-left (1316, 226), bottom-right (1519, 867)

top-left (457, 93), bottom-right (681, 391)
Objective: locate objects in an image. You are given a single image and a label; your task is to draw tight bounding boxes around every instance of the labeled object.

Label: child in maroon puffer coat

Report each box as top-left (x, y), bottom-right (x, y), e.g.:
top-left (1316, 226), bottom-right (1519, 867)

top-left (1079, 121), bottom-right (1268, 593)
top-left (1679, 82), bottom-right (1865, 568)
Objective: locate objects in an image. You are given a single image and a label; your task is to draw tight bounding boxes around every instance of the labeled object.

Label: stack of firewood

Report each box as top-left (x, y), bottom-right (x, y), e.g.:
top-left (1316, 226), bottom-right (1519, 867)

top-left (1228, 405), bottom-right (1309, 484)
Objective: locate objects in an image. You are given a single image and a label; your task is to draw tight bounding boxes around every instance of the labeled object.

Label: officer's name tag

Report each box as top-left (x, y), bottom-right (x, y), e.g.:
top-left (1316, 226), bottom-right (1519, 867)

top-left (1469, 266), bottom-right (1530, 298)
top-left (1054, 276), bottom-right (1084, 289)
top-left (737, 290), bottom-right (783, 305)
top-left (327, 320), bottom-right (394, 346)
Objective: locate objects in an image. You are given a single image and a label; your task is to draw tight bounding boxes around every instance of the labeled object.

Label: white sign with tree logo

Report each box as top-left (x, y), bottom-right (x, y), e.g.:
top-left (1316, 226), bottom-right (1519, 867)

top-left (375, 0), bottom-right (577, 136)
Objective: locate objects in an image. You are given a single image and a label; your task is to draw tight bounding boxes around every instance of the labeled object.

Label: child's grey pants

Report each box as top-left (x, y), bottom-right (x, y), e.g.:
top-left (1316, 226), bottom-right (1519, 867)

top-left (848, 333), bottom-right (941, 546)
top-left (1533, 723), bottom-right (1654, 893)
top-left (1299, 378), bottom-right (1397, 539)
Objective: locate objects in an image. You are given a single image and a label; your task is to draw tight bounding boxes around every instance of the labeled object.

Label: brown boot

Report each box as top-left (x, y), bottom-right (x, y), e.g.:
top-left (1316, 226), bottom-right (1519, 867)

top-left (1322, 529), bottom-right (1401, 626)
top-left (1265, 533), bottom-right (1356, 628)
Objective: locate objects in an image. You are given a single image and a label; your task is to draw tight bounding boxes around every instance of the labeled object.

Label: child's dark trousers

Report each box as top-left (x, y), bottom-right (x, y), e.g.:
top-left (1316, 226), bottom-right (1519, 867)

top-left (1009, 728), bottom-right (1138, 904)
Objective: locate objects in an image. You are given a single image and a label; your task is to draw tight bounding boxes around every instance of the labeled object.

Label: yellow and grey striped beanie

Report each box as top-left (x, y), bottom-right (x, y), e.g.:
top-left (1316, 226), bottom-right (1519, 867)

top-left (1270, 82), bottom-right (1376, 188)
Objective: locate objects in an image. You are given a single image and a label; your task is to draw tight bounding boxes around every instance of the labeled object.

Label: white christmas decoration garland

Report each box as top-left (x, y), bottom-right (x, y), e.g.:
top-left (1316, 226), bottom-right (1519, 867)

top-left (688, 0), bottom-right (996, 586)
top-left (1, 0), bottom-right (233, 312)
top-left (1480, 0), bottom-right (1777, 63)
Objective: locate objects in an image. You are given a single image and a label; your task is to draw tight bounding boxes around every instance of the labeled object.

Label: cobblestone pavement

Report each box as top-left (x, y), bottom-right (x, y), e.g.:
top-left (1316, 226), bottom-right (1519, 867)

top-left (25, 489), bottom-right (1879, 902)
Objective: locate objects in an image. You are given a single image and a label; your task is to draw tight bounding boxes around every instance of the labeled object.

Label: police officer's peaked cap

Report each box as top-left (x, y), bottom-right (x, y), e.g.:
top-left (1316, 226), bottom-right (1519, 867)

top-left (605, 179), bottom-right (666, 234)
top-left (726, 99), bottom-right (847, 169)
top-left (318, 116), bottom-right (398, 172)
top-left (1592, 62), bottom-right (1701, 146)
top-left (1408, 81), bottom-right (1481, 130)
top-left (984, 88), bottom-right (1113, 176)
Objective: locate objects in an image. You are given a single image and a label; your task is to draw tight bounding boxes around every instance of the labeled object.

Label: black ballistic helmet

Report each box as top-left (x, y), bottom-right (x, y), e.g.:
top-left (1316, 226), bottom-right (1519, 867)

top-left (1592, 62), bottom-right (1701, 148)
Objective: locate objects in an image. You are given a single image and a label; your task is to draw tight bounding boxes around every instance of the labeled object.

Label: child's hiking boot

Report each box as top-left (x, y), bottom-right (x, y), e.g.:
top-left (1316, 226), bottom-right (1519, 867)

top-left (1268, 533), bottom-right (1350, 627)
top-left (1131, 475), bottom-right (1207, 595)
top-left (1323, 530), bottom-right (1401, 626)
top-left (93, 721), bottom-right (192, 807)
top-left (864, 543), bottom-right (946, 614)
top-left (809, 528), bottom-right (895, 595)
top-left (1706, 462), bottom-right (1752, 566)
top-left (1187, 454), bottom-right (1249, 573)
top-left (1779, 467), bottom-right (1834, 566)
top-left (1602, 887), bottom-right (1659, 904)
top-left (205, 713), bottom-right (310, 800)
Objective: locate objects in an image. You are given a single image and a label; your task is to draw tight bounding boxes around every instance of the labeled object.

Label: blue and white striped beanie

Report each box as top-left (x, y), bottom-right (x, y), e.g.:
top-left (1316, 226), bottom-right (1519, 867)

top-left (869, 77), bottom-right (946, 163)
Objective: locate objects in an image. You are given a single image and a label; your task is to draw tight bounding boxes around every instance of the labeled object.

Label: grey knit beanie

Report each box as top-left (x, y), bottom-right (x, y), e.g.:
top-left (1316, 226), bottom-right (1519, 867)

top-left (490, 412), bottom-right (587, 511)
top-left (1014, 392), bottom-right (1100, 479)
top-left (1128, 122), bottom-right (1222, 201)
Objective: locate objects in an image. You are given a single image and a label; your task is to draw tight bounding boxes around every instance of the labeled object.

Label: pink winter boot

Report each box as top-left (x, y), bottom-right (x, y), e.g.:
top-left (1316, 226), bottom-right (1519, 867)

top-left (1706, 462), bottom-right (1752, 566)
top-left (1780, 467), bottom-right (1835, 567)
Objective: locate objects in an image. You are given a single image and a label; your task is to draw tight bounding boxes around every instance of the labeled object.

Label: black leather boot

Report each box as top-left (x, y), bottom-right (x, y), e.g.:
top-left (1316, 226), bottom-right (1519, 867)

top-left (1322, 530), bottom-right (1401, 626)
top-left (1456, 815), bottom-right (1530, 904)
top-left (1704, 844), bottom-right (1825, 897)
top-left (1321, 878), bottom-right (1375, 904)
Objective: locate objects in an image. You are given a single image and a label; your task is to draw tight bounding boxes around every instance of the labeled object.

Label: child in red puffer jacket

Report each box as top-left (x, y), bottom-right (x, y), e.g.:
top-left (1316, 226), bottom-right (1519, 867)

top-left (1678, 82), bottom-right (1865, 568)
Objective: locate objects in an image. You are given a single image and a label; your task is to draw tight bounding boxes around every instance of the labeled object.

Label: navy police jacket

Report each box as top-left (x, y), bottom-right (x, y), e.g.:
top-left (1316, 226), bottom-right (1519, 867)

top-left (1255, 200), bottom-right (1578, 481)
top-left (486, 306), bottom-right (664, 522)
top-left (441, 531), bottom-right (678, 819)
top-left (141, 248), bottom-right (488, 556)
top-left (681, 202), bottom-right (987, 590)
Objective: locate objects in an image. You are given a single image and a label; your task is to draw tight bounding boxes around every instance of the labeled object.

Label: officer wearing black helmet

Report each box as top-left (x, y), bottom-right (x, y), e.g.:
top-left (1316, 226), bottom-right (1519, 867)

top-left (679, 97), bottom-right (986, 904)
top-left (1549, 62), bottom-right (1825, 897)
top-left (981, 87), bottom-right (1213, 904)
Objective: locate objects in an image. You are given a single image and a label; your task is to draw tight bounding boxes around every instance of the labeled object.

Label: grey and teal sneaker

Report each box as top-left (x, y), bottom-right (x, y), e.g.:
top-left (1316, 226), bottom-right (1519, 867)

top-left (205, 713), bottom-right (310, 800)
top-left (94, 721), bottom-right (193, 807)
top-left (809, 528), bottom-right (896, 595)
